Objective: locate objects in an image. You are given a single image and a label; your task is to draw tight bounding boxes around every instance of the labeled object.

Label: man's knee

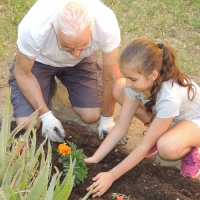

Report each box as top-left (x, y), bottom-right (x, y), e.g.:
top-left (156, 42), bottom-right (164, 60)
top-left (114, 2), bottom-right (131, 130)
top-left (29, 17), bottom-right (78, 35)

top-left (73, 107), bottom-right (101, 124)
top-left (16, 117), bottom-right (41, 130)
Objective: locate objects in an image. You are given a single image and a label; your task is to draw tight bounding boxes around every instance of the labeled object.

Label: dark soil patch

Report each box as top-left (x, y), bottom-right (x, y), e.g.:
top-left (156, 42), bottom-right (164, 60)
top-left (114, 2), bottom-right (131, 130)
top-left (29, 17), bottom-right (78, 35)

top-left (11, 121), bottom-right (200, 200)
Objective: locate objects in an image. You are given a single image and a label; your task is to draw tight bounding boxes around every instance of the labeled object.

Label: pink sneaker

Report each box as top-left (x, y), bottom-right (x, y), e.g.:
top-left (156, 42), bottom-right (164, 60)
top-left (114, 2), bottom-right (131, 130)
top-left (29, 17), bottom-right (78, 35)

top-left (146, 146), bottom-right (157, 158)
top-left (181, 147), bottom-right (200, 179)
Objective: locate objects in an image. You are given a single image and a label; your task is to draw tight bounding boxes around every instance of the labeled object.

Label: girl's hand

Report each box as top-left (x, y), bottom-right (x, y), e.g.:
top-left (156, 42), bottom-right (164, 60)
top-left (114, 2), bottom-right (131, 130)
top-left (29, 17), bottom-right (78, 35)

top-left (87, 172), bottom-right (114, 197)
top-left (84, 156), bottom-right (99, 164)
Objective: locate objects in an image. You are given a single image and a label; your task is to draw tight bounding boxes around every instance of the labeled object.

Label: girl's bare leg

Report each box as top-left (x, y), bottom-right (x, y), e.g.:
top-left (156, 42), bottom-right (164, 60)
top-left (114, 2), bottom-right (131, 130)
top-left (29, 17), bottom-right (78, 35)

top-left (158, 120), bottom-right (200, 160)
top-left (158, 120), bottom-right (200, 178)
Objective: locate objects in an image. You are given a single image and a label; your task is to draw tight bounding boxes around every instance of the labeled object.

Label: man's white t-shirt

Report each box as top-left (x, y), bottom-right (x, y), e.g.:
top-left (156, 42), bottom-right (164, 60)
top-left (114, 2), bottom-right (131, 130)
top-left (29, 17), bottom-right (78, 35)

top-left (124, 79), bottom-right (200, 128)
top-left (17, 0), bottom-right (120, 67)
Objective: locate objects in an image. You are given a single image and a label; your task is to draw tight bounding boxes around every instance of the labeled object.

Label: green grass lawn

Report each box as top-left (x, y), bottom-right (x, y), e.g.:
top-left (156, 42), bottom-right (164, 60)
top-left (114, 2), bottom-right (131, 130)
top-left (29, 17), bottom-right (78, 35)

top-left (104, 0), bottom-right (200, 74)
top-left (0, 0), bottom-right (199, 86)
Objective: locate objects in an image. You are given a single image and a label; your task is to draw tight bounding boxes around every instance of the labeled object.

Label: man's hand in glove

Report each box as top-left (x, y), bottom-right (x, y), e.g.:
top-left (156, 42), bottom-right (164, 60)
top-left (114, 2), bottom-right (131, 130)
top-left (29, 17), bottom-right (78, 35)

top-left (97, 115), bottom-right (127, 145)
top-left (39, 111), bottom-right (65, 143)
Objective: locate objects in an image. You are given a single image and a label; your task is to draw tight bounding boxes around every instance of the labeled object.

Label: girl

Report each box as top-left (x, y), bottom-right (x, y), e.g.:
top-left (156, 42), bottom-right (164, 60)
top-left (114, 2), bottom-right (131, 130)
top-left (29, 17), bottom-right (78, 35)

top-left (85, 38), bottom-right (200, 198)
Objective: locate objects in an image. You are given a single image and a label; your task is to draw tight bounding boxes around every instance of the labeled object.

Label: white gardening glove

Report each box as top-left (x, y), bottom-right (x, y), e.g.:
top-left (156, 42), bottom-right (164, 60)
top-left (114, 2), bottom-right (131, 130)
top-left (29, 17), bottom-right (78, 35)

top-left (97, 115), bottom-right (127, 145)
top-left (39, 111), bottom-right (65, 143)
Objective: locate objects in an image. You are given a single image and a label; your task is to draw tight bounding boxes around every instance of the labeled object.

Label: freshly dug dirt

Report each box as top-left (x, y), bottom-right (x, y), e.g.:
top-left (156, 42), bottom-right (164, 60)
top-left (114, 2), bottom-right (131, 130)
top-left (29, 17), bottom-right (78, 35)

top-left (33, 120), bottom-right (200, 200)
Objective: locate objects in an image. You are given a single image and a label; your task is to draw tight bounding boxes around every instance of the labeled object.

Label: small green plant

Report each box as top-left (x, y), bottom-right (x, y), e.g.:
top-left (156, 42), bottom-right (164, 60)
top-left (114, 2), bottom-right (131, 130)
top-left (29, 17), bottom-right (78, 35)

top-left (112, 193), bottom-right (130, 200)
top-left (58, 141), bottom-right (88, 187)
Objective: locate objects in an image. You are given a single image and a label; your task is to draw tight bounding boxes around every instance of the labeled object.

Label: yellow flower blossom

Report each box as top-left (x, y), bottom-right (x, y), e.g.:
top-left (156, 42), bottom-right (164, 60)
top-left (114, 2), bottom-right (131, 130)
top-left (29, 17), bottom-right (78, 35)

top-left (58, 143), bottom-right (72, 155)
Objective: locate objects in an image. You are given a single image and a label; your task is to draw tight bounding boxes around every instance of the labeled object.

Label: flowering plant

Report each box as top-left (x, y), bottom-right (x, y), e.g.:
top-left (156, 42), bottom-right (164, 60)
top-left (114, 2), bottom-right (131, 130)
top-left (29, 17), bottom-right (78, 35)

top-left (58, 140), bottom-right (88, 187)
top-left (112, 193), bottom-right (130, 200)
top-left (58, 142), bottom-right (72, 155)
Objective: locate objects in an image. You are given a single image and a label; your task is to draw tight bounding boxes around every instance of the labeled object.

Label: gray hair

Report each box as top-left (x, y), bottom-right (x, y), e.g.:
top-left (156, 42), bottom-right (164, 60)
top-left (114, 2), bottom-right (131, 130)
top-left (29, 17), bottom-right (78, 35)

top-left (53, 2), bottom-right (95, 38)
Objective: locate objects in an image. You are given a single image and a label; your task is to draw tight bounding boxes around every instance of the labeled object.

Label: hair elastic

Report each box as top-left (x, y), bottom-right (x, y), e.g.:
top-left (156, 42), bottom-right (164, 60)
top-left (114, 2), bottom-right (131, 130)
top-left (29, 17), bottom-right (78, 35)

top-left (157, 43), bottom-right (164, 49)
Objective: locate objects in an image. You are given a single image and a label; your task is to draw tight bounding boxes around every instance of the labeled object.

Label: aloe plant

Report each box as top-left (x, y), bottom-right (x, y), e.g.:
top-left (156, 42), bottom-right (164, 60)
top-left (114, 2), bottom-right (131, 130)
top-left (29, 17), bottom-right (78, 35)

top-left (0, 89), bottom-right (92, 200)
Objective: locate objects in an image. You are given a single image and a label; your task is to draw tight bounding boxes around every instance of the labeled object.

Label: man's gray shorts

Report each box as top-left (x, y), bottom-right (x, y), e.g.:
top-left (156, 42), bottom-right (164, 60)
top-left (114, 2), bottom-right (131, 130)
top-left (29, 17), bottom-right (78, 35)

top-left (8, 53), bottom-right (103, 118)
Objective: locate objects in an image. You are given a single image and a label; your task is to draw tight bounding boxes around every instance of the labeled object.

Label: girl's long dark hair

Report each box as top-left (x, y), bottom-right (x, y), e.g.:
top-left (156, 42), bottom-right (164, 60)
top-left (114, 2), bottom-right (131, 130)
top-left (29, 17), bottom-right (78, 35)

top-left (119, 38), bottom-right (196, 113)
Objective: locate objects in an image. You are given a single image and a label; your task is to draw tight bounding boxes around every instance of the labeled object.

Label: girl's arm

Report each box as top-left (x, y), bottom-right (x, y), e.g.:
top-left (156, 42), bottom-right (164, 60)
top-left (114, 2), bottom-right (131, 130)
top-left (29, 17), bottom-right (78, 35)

top-left (85, 94), bottom-right (140, 163)
top-left (88, 116), bottom-right (173, 197)
top-left (110, 117), bottom-right (173, 179)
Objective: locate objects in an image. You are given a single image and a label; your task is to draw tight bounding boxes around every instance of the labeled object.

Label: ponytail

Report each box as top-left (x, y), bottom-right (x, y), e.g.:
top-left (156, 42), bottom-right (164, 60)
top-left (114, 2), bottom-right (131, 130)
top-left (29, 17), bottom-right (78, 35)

top-left (148, 42), bottom-right (196, 112)
top-left (119, 38), bottom-right (197, 113)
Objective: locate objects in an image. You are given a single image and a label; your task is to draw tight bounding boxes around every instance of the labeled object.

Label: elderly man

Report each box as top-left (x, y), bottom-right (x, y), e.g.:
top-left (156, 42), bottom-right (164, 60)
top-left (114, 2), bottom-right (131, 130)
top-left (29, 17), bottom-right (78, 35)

top-left (9, 0), bottom-right (126, 144)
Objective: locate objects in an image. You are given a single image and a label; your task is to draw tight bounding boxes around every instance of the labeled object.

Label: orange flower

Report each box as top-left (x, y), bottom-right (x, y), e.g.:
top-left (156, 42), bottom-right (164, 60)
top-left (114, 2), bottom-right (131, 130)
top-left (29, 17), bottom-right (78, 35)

top-left (117, 196), bottom-right (124, 200)
top-left (58, 143), bottom-right (72, 155)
